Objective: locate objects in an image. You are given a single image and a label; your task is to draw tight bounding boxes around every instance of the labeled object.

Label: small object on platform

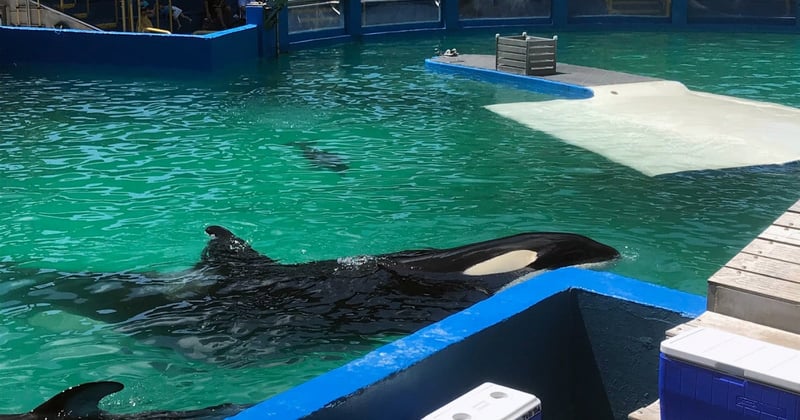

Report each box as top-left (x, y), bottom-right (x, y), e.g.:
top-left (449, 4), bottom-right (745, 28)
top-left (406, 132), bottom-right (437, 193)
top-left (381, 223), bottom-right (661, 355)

top-left (422, 382), bottom-right (542, 420)
top-left (442, 48), bottom-right (459, 57)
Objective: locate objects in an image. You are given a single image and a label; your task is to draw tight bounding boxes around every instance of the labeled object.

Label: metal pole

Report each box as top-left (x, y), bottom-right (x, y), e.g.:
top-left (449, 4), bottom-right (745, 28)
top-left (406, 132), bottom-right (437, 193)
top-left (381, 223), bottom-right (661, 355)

top-left (168, 0), bottom-right (172, 32)
top-left (121, 0), bottom-right (126, 30)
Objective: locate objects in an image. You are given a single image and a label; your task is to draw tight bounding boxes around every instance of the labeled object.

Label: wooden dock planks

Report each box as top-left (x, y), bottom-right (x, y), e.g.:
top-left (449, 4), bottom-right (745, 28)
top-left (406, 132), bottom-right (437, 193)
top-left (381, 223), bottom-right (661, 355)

top-left (630, 199), bottom-right (800, 419)
top-left (666, 311), bottom-right (800, 349)
top-left (726, 252), bottom-right (800, 283)
top-left (708, 198), bottom-right (800, 334)
top-left (737, 237), bottom-right (800, 264)
top-left (628, 400), bottom-right (661, 420)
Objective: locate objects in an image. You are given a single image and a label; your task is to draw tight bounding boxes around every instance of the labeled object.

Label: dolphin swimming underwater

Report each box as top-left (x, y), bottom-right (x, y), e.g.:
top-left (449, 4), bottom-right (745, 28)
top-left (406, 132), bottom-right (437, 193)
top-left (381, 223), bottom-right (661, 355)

top-left (291, 141), bottom-right (349, 172)
top-left (0, 382), bottom-right (246, 420)
top-left (2, 226), bottom-right (619, 366)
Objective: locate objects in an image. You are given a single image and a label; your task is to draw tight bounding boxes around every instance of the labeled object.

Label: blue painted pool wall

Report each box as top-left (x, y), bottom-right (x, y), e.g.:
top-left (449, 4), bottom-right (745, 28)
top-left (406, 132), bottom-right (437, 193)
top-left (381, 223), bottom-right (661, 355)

top-left (441, 0), bottom-right (459, 30)
top-left (276, 6), bottom-right (290, 52)
top-left (552, 0), bottom-right (569, 27)
top-left (671, 0), bottom-right (689, 26)
top-left (206, 26), bottom-right (259, 70)
top-left (424, 58), bottom-right (595, 99)
top-left (229, 268), bottom-right (705, 420)
top-left (0, 24), bottom-right (257, 71)
top-left (345, 0), bottom-right (362, 37)
top-left (303, 290), bottom-right (605, 420)
top-left (4, 0), bottom-right (800, 70)
top-left (246, 5), bottom-right (275, 58)
top-left (576, 289), bottom-right (687, 418)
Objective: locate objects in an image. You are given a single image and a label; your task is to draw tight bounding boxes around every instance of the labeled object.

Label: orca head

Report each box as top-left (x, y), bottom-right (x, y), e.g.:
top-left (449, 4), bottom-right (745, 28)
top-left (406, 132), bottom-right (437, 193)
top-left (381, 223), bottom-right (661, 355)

top-left (1, 381), bottom-right (124, 420)
top-left (525, 233), bottom-right (620, 271)
top-left (388, 232), bottom-right (620, 281)
top-left (454, 232), bottom-right (620, 277)
top-left (199, 226), bottom-right (276, 270)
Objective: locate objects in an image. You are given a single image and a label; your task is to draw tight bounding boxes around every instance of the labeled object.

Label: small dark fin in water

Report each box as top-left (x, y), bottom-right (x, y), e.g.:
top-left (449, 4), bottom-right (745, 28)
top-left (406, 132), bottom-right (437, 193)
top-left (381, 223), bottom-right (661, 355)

top-left (30, 381), bottom-right (123, 419)
top-left (205, 225), bottom-right (235, 240)
top-left (200, 225), bottom-right (276, 267)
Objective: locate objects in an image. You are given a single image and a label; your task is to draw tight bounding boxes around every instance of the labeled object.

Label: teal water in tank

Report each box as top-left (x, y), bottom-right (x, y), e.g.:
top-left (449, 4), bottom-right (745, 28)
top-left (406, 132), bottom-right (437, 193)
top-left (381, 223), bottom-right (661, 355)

top-left (0, 31), bottom-right (798, 413)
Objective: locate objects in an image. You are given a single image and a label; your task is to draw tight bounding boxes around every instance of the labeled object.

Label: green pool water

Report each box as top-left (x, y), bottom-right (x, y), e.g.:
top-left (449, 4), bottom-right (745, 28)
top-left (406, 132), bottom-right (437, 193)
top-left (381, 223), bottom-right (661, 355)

top-left (0, 31), bottom-right (798, 414)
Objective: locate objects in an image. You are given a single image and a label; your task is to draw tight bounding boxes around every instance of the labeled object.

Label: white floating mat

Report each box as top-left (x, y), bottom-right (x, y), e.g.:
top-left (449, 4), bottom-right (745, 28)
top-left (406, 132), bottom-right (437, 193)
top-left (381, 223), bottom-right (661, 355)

top-left (486, 80), bottom-right (800, 176)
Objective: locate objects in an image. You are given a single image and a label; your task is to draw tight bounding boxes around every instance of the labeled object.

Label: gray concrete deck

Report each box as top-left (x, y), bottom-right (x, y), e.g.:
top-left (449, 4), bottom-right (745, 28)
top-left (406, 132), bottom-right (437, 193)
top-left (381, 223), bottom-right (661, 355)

top-left (430, 54), bottom-right (662, 87)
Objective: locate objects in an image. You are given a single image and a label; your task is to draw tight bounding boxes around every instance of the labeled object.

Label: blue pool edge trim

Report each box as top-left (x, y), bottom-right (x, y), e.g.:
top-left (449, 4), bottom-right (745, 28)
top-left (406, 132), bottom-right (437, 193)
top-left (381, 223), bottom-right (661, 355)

top-left (424, 58), bottom-right (595, 99)
top-left (228, 267), bottom-right (705, 419)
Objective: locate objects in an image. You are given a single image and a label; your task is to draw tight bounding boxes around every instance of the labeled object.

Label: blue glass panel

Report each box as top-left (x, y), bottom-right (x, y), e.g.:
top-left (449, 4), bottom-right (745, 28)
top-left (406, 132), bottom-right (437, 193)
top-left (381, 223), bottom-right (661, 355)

top-left (459, 0), bottom-right (551, 19)
top-left (362, 0), bottom-right (440, 27)
top-left (288, 0), bottom-right (344, 33)
top-left (688, 0), bottom-right (796, 20)
top-left (569, 0), bottom-right (670, 17)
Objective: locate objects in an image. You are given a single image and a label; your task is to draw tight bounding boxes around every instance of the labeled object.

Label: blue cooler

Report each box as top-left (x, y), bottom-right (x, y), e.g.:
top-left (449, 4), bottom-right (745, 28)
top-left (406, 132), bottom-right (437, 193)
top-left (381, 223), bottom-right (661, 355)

top-left (660, 327), bottom-right (800, 419)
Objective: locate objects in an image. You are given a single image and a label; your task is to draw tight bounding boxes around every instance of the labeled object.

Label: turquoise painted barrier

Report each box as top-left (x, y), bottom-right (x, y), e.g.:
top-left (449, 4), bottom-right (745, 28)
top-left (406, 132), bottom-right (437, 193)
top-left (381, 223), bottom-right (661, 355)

top-left (230, 267), bottom-right (705, 419)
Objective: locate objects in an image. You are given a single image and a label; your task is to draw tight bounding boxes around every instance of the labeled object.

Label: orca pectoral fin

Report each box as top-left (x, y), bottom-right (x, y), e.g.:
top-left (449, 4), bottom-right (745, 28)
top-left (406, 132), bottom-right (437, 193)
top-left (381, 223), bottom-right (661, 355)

top-left (30, 381), bottom-right (123, 419)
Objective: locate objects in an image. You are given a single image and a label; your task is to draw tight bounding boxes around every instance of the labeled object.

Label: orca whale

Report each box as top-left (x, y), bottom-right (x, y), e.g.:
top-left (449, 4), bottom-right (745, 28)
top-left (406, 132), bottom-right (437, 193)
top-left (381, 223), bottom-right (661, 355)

top-left (0, 381), bottom-right (245, 420)
top-left (3, 226), bottom-right (619, 366)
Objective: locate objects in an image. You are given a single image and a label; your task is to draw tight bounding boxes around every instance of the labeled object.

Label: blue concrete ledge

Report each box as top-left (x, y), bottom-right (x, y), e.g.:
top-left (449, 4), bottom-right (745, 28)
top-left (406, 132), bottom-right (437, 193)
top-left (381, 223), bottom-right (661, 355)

top-left (424, 58), bottom-right (595, 99)
top-left (0, 24), bottom-right (258, 72)
top-left (229, 267), bottom-right (704, 419)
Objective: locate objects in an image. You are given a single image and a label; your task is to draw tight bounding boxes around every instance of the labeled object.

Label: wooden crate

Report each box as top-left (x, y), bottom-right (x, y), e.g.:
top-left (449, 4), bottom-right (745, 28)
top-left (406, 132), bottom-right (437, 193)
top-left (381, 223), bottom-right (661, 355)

top-left (495, 32), bottom-right (557, 76)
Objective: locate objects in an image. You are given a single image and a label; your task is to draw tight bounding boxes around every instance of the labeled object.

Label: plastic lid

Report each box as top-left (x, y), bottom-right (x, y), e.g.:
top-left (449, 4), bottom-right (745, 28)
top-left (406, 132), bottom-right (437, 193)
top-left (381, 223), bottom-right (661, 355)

top-left (661, 327), bottom-right (800, 394)
top-left (422, 382), bottom-right (541, 420)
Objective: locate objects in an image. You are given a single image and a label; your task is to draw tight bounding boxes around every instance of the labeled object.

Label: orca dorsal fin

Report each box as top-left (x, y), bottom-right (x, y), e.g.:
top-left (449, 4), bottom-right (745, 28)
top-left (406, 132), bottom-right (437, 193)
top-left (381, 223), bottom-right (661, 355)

top-left (200, 225), bottom-right (276, 267)
top-left (30, 381), bottom-right (123, 419)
